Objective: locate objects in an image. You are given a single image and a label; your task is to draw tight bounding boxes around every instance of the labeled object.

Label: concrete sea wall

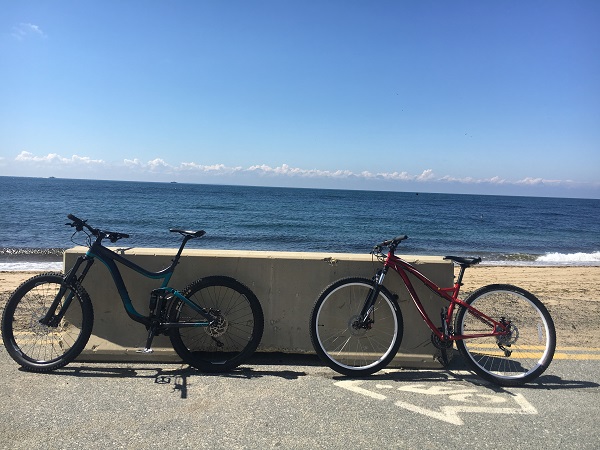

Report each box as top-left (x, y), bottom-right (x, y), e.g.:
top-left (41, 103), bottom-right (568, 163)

top-left (65, 247), bottom-right (454, 368)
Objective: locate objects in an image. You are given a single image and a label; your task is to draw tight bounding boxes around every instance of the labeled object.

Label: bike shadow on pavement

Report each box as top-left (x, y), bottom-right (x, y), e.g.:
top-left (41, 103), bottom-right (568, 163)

top-left (36, 362), bottom-right (308, 381)
top-left (325, 355), bottom-right (600, 393)
top-left (28, 352), bottom-right (306, 383)
top-left (25, 361), bottom-right (308, 400)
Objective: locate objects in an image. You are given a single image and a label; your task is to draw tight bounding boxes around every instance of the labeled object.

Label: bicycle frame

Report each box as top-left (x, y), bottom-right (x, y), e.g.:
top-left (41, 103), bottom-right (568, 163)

top-left (42, 234), bottom-right (214, 330)
top-left (377, 250), bottom-right (509, 342)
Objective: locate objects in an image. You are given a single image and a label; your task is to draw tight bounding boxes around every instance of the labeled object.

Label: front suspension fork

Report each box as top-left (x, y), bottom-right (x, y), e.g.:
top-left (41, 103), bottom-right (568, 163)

top-left (356, 268), bottom-right (387, 328)
top-left (39, 256), bottom-right (94, 327)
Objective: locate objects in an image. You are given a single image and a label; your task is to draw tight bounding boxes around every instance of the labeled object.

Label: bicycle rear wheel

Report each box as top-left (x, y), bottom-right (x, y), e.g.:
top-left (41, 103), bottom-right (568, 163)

top-left (310, 277), bottom-right (403, 376)
top-left (1, 273), bottom-right (94, 372)
top-left (168, 276), bottom-right (264, 372)
top-left (455, 284), bottom-right (555, 386)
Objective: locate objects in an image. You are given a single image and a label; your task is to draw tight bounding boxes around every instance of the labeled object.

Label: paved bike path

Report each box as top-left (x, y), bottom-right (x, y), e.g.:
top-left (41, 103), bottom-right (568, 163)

top-left (1, 346), bottom-right (598, 449)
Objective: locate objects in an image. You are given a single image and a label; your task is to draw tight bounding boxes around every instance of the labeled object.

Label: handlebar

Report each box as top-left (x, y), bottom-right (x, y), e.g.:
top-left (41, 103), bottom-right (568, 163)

top-left (66, 214), bottom-right (130, 243)
top-left (66, 214), bottom-right (206, 245)
top-left (372, 235), bottom-right (408, 254)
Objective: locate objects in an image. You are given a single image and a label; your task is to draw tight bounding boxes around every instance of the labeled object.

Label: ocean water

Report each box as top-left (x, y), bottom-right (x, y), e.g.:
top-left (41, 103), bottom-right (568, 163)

top-left (1, 176), bottom-right (598, 271)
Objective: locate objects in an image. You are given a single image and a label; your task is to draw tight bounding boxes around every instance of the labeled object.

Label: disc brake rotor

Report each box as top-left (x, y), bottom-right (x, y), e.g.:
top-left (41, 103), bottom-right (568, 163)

top-left (206, 314), bottom-right (228, 337)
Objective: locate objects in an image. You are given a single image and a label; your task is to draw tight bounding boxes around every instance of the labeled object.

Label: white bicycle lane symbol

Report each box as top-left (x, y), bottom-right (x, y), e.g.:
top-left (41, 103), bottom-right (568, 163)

top-left (335, 375), bottom-right (537, 425)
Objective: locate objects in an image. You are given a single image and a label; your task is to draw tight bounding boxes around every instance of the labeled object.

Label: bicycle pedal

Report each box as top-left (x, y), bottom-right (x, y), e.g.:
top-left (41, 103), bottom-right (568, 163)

top-left (136, 348), bottom-right (154, 354)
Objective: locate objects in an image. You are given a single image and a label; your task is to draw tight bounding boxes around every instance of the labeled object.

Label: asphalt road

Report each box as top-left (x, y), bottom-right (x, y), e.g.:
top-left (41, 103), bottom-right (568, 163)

top-left (1, 347), bottom-right (598, 450)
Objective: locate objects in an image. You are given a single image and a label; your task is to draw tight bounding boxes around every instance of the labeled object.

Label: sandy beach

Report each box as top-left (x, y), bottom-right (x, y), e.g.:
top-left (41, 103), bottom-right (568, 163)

top-left (1, 266), bottom-right (599, 348)
top-left (458, 265), bottom-right (600, 348)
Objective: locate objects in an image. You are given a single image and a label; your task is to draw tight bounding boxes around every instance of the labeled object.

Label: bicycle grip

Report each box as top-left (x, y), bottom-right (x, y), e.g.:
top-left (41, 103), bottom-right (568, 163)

top-left (66, 214), bottom-right (87, 232)
top-left (66, 214), bottom-right (80, 226)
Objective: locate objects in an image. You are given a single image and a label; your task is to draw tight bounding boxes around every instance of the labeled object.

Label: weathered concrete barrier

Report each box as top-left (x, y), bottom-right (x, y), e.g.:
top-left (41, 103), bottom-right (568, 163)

top-left (65, 247), bottom-right (454, 368)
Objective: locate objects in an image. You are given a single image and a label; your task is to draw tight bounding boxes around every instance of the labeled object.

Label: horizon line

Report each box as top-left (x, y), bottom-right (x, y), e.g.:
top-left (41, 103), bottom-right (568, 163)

top-left (2, 174), bottom-right (599, 201)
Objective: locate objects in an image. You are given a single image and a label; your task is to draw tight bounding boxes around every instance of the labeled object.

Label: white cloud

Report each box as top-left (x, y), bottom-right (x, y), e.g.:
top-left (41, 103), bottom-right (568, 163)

top-left (516, 177), bottom-right (564, 186)
top-left (516, 177), bottom-right (544, 186)
top-left (439, 174), bottom-right (512, 185)
top-left (488, 176), bottom-right (507, 185)
top-left (375, 171), bottom-right (413, 181)
top-left (7, 151), bottom-right (598, 195)
top-left (16, 151), bottom-right (104, 165)
top-left (124, 158), bottom-right (144, 168)
top-left (416, 169), bottom-right (435, 181)
top-left (123, 158), bottom-right (247, 175)
top-left (147, 158), bottom-right (171, 171)
top-left (179, 162), bottom-right (244, 174)
top-left (247, 164), bottom-right (355, 179)
top-left (12, 23), bottom-right (47, 40)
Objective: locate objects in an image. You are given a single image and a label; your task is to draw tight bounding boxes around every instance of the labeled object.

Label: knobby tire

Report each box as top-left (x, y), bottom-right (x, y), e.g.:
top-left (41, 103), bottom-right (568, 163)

top-left (168, 276), bottom-right (264, 372)
top-left (1, 273), bottom-right (94, 372)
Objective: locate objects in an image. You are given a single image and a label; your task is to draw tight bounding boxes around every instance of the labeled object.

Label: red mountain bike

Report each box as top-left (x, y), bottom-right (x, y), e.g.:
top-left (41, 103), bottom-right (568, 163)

top-left (309, 235), bottom-right (556, 386)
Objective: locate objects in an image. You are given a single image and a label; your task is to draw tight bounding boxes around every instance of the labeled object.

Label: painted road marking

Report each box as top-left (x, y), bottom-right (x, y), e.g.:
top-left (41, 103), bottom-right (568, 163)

top-left (338, 381), bottom-right (387, 400)
top-left (393, 384), bottom-right (479, 396)
top-left (457, 345), bottom-right (600, 360)
top-left (553, 353), bottom-right (600, 360)
top-left (335, 380), bottom-right (537, 426)
top-left (552, 347), bottom-right (600, 360)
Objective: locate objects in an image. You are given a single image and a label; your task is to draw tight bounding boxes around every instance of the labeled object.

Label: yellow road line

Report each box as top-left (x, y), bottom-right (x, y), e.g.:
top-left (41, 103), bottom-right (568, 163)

top-left (556, 346), bottom-right (600, 352)
top-left (553, 353), bottom-right (600, 360)
top-left (463, 346), bottom-right (600, 361)
top-left (465, 343), bottom-right (600, 352)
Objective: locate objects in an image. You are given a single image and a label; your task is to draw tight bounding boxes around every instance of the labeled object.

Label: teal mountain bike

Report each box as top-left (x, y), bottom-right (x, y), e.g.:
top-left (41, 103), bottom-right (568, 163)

top-left (1, 214), bottom-right (264, 373)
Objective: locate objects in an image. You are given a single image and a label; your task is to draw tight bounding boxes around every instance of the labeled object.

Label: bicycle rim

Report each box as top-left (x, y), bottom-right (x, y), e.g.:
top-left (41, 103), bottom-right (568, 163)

top-left (2, 274), bottom-right (92, 371)
top-left (456, 285), bottom-right (555, 385)
top-left (170, 277), bottom-right (264, 372)
top-left (312, 279), bottom-right (402, 375)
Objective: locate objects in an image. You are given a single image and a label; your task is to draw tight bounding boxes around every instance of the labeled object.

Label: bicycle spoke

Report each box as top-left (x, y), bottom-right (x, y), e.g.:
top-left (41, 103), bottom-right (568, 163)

top-left (310, 278), bottom-right (403, 376)
top-left (456, 285), bottom-right (555, 386)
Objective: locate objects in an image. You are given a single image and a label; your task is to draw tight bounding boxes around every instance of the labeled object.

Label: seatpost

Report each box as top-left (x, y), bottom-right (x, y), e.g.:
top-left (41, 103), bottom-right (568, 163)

top-left (172, 235), bottom-right (192, 265)
top-left (456, 265), bottom-right (468, 286)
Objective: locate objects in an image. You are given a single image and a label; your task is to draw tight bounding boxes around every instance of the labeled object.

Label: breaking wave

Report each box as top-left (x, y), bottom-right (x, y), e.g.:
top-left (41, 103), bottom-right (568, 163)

top-left (536, 251), bottom-right (600, 265)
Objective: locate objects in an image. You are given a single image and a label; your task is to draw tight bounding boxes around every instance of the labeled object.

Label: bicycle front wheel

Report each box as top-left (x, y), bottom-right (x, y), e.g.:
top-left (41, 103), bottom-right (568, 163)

top-left (1, 273), bottom-right (94, 372)
top-left (455, 284), bottom-right (556, 386)
top-left (310, 277), bottom-right (403, 376)
top-left (168, 276), bottom-right (264, 372)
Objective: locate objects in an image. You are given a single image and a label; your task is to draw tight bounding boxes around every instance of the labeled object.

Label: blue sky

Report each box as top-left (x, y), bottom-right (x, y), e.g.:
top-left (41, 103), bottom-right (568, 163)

top-left (1, 1), bottom-right (599, 198)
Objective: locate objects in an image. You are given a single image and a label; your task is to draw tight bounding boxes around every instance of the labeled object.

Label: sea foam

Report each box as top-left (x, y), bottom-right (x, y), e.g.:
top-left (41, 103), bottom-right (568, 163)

top-left (536, 251), bottom-right (600, 265)
top-left (0, 261), bottom-right (63, 272)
